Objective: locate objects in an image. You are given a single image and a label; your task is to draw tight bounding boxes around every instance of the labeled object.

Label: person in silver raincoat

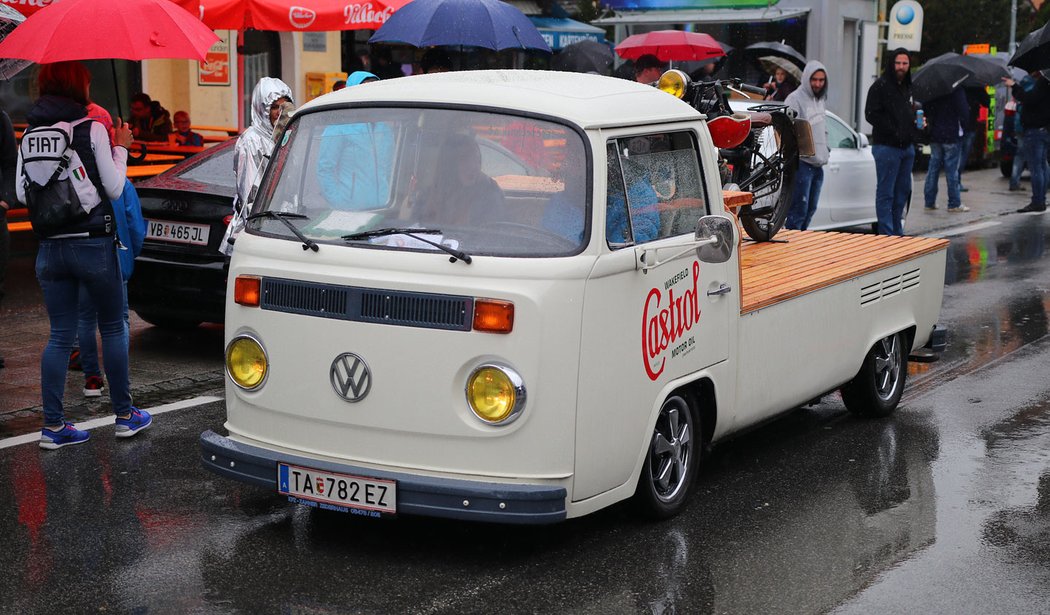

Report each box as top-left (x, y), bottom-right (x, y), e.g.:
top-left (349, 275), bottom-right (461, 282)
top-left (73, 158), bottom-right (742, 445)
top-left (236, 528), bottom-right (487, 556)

top-left (221, 77), bottom-right (293, 255)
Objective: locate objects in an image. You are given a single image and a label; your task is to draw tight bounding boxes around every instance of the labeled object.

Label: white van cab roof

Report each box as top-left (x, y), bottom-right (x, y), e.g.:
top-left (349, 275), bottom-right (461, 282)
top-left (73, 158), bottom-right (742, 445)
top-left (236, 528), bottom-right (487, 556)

top-left (296, 69), bottom-right (702, 130)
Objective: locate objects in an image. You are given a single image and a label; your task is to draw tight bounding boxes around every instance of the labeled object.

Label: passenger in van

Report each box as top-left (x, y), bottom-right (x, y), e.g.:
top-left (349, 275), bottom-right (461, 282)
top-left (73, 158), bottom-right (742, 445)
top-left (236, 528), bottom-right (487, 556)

top-left (416, 133), bottom-right (506, 226)
top-left (316, 71), bottom-right (394, 210)
top-left (607, 154), bottom-right (660, 244)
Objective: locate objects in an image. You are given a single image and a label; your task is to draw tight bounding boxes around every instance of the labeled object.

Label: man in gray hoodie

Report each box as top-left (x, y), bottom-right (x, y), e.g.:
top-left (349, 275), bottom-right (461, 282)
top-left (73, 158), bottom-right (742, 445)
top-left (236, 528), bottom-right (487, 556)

top-left (784, 61), bottom-right (829, 230)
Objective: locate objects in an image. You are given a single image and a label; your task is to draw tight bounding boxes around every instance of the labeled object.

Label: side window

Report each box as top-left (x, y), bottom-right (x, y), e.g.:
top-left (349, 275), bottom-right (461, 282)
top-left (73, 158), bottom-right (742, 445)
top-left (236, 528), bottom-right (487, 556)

top-left (605, 131), bottom-right (708, 248)
top-left (826, 114), bottom-right (857, 149)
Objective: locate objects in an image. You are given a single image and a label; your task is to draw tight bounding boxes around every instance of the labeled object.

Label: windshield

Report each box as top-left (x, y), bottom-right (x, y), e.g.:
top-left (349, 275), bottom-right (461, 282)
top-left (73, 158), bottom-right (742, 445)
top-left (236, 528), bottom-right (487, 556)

top-left (250, 107), bottom-right (589, 257)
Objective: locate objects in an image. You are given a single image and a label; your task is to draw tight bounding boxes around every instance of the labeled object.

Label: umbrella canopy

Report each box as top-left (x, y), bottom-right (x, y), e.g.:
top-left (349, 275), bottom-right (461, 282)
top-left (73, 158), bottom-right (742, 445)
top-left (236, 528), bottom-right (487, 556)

top-left (169, 0), bottom-right (410, 31)
top-left (368, 0), bottom-right (551, 52)
top-left (912, 61), bottom-right (973, 103)
top-left (926, 52), bottom-right (1009, 87)
top-left (552, 40), bottom-right (615, 75)
top-left (744, 41), bottom-right (806, 70)
top-left (0, 5), bottom-right (30, 80)
top-left (0, 0), bottom-right (218, 63)
top-left (615, 30), bottom-right (725, 62)
top-left (1009, 21), bottom-right (1050, 73)
top-left (758, 55), bottom-right (801, 83)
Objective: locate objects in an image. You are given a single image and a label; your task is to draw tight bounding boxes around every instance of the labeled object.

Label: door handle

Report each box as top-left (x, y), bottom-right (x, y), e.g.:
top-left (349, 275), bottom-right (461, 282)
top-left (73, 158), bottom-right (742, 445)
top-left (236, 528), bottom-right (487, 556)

top-left (707, 283), bottom-right (732, 297)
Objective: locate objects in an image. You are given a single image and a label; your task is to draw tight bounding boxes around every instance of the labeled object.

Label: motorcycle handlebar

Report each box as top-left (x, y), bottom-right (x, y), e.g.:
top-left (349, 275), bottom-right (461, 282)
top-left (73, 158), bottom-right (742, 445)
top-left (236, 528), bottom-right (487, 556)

top-left (737, 83), bottom-right (767, 95)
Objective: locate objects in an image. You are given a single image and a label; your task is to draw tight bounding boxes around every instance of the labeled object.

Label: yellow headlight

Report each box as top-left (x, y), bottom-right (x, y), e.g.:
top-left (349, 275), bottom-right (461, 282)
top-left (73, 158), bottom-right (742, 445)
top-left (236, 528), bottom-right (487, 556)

top-left (226, 335), bottom-right (268, 390)
top-left (657, 69), bottom-right (689, 99)
top-left (466, 364), bottom-right (526, 424)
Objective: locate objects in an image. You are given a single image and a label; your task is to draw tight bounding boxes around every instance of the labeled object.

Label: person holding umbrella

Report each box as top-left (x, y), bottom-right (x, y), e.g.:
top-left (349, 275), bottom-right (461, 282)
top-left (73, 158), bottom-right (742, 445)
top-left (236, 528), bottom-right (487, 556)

top-left (634, 54), bottom-right (664, 84)
top-left (922, 86), bottom-right (969, 212)
top-left (763, 66), bottom-right (797, 102)
top-left (16, 61), bottom-right (151, 448)
top-left (1004, 70), bottom-right (1050, 213)
top-left (865, 48), bottom-right (921, 236)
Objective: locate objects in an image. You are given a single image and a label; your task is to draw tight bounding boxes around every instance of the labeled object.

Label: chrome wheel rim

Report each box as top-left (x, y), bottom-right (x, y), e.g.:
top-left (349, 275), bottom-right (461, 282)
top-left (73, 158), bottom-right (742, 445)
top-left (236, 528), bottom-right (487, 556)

top-left (648, 398), bottom-right (693, 502)
top-left (873, 334), bottom-right (902, 401)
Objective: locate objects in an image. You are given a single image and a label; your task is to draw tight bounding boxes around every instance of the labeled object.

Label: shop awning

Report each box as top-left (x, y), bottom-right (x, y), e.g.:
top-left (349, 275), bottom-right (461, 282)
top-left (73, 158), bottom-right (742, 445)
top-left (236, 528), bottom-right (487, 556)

top-left (529, 17), bottom-right (607, 50)
top-left (592, 7), bottom-right (809, 25)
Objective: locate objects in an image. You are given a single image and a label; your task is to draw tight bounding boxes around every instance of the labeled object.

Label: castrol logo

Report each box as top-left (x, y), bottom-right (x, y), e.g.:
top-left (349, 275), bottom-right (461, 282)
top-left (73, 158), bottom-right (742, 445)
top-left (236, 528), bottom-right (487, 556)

top-left (641, 261), bottom-right (702, 381)
top-left (289, 6), bottom-right (317, 28)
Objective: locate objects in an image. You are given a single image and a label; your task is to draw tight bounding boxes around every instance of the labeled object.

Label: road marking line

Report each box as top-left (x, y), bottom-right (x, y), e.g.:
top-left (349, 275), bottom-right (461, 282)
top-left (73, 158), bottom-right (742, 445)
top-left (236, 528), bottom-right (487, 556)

top-left (929, 220), bottom-right (1002, 238)
top-left (0, 395), bottom-right (223, 450)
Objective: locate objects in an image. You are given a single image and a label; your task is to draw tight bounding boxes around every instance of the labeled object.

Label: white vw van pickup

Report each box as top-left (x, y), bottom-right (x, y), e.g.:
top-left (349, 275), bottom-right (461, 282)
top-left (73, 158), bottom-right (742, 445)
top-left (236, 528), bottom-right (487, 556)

top-left (200, 71), bottom-right (948, 524)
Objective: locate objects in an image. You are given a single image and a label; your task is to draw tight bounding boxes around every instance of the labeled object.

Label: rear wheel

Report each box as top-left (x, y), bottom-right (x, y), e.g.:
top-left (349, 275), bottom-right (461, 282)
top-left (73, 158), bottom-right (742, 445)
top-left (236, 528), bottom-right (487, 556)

top-left (840, 332), bottom-right (907, 418)
top-left (736, 113), bottom-right (799, 242)
top-left (635, 395), bottom-right (699, 519)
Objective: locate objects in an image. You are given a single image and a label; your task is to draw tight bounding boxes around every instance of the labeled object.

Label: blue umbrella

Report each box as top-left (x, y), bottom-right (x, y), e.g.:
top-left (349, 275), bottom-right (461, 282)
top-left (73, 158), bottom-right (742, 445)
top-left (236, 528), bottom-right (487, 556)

top-left (368, 0), bottom-right (551, 53)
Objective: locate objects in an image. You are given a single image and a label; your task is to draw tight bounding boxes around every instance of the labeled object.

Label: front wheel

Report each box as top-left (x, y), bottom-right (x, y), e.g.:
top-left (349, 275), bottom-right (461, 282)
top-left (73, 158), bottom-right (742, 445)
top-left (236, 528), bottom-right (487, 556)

top-left (635, 395), bottom-right (700, 519)
top-left (840, 332), bottom-right (908, 418)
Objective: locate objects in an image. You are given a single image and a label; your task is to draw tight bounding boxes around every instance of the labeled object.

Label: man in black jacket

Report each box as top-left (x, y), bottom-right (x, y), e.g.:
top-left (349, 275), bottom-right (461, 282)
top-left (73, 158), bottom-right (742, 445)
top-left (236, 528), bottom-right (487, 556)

top-left (1005, 70), bottom-right (1050, 213)
top-left (922, 87), bottom-right (970, 212)
top-left (865, 48), bottom-right (920, 235)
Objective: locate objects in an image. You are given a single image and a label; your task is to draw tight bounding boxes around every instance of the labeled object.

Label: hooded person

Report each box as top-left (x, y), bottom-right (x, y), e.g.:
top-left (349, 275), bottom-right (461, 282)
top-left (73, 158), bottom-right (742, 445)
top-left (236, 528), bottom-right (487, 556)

top-left (221, 77), bottom-right (293, 254)
top-left (864, 48), bottom-right (919, 236)
top-left (783, 60), bottom-right (829, 230)
top-left (315, 71), bottom-right (396, 211)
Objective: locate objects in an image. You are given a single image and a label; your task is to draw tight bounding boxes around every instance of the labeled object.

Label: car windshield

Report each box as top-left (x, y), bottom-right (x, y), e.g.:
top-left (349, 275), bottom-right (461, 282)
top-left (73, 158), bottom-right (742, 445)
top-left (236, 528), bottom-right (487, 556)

top-left (250, 107), bottom-right (589, 257)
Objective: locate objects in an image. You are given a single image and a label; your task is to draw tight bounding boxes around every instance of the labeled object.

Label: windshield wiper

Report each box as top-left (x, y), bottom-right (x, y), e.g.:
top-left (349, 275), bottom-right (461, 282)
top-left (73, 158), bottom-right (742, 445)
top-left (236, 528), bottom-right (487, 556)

top-left (341, 228), bottom-right (472, 264)
top-left (247, 211), bottom-right (318, 252)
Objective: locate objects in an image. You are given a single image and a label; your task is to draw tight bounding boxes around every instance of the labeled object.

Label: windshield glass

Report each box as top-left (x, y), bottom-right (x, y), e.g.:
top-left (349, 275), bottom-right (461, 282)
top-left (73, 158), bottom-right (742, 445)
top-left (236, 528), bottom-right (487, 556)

top-left (250, 107), bottom-right (589, 257)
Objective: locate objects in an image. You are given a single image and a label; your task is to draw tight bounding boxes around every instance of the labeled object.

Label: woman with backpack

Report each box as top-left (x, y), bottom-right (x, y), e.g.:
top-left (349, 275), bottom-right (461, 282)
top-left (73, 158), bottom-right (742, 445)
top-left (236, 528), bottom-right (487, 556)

top-left (15, 61), bottom-right (153, 449)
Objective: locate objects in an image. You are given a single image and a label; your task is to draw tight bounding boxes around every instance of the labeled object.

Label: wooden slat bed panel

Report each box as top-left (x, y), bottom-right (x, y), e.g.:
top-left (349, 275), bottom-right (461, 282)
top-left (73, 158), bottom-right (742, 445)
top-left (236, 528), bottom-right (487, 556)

top-left (739, 230), bottom-right (948, 314)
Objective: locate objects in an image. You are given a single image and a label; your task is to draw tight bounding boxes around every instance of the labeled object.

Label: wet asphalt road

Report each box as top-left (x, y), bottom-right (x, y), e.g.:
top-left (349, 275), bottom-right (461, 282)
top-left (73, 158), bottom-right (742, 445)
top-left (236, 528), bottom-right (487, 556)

top-left (2, 191), bottom-right (1050, 613)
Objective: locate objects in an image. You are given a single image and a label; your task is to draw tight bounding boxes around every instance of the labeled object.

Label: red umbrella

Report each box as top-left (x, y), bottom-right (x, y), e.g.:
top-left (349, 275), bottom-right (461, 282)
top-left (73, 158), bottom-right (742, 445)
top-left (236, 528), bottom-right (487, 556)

top-left (615, 31), bottom-right (725, 63)
top-left (168, 0), bottom-right (412, 31)
top-left (0, 0), bottom-right (219, 63)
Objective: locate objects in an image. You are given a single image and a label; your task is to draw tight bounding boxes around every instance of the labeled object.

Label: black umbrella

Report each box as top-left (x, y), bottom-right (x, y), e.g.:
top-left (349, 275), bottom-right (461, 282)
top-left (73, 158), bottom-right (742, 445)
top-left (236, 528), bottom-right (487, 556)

top-left (926, 52), bottom-right (1009, 87)
top-left (912, 61), bottom-right (973, 103)
top-left (552, 40), bottom-right (615, 75)
top-left (744, 41), bottom-right (805, 70)
top-left (1009, 21), bottom-right (1050, 73)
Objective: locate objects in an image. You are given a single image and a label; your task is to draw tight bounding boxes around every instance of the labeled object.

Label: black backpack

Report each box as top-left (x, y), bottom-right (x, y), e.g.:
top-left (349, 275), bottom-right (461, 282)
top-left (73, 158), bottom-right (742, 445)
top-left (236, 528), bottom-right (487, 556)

top-left (19, 117), bottom-right (102, 236)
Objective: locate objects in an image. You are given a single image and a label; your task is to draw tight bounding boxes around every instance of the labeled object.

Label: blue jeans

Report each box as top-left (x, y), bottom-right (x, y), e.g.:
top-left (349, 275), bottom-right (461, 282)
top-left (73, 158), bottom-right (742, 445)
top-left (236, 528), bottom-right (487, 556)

top-left (958, 131), bottom-right (976, 185)
top-left (785, 162), bottom-right (824, 230)
top-left (924, 141), bottom-right (963, 209)
top-left (77, 280), bottom-right (130, 378)
top-left (1010, 134), bottom-right (1028, 189)
top-left (1021, 127), bottom-right (1049, 206)
top-left (36, 237), bottom-right (132, 426)
top-left (872, 144), bottom-right (915, 236)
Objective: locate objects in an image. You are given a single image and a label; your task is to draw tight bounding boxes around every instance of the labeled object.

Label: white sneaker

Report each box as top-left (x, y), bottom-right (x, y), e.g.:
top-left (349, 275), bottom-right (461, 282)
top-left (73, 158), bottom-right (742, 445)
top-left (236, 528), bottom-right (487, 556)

top-left (948, 205), bottom-right (970, 213)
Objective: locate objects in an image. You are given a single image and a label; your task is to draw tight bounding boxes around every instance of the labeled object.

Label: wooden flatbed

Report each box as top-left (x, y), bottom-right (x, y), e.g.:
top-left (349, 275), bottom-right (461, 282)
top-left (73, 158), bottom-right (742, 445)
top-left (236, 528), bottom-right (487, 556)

top-left (738, 230), bottom-right (949, 314)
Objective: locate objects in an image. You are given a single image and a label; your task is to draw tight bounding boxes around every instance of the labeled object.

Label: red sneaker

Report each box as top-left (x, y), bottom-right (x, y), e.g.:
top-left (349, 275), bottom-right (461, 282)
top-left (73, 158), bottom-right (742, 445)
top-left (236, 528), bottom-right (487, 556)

top-left (68, 348), bottom-right (82, 371)
top-left (83, 375), bottom-right (105, 398)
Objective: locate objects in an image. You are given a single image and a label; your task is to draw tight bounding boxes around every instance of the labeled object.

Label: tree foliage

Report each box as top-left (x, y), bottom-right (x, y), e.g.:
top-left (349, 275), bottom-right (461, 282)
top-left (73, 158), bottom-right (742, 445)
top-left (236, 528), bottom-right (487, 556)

top-left (916, 0), bottom-right (1048, 61)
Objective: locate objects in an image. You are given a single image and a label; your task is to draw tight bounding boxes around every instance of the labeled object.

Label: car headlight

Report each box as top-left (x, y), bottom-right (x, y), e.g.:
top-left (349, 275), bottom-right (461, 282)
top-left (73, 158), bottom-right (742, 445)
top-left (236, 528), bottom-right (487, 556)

top-left (465, 364), bottom-right (526, 425)
top-left (226, 335), bottom-right (268, 390)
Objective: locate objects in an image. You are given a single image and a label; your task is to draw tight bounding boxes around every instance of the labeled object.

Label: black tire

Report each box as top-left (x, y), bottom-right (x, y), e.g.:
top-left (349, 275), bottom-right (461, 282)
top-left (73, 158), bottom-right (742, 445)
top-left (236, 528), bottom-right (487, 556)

top-left (635, 395), bottom-right (700, 519)
top-left (135, 311), bottom-right (202, 330)
top-left (840, 332), bottom-right (907, 418)
top-left (737, 113), bottom-right (799, 242)
top-left (1000, 157), bottom-right (1012, 178)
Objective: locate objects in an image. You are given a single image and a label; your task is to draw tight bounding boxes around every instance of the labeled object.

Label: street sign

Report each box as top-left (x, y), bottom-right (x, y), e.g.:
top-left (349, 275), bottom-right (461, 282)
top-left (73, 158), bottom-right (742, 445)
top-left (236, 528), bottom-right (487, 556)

top-left (887, 0), bottom-right (924, 51)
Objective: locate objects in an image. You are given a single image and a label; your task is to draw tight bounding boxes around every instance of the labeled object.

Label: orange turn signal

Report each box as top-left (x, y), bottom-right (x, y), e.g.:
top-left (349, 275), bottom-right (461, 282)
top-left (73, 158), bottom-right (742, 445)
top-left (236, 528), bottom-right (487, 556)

top-left (234, 276), bottom-right (261, 307)
top-left (473, 299), bottom-right (514, 334)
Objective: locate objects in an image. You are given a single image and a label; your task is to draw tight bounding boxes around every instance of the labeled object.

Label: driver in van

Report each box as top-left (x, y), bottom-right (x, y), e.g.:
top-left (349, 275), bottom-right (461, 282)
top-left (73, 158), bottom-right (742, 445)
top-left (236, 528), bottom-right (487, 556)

top-left (415, 133), bottom-right (506, 226)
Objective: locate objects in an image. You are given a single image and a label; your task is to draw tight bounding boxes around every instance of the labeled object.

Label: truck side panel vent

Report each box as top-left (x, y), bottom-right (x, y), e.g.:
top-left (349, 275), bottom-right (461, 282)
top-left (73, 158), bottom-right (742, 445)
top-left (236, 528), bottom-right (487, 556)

top-left (860, 269), bottom-right (920, 307)
top-left (260, 278), bottom-right (473, 331)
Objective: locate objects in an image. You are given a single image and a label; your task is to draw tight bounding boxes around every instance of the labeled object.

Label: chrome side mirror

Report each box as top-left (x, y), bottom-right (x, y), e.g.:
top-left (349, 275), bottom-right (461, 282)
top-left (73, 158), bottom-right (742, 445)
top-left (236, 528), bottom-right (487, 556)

top-left (695, 215), bottom-right (734, 264)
